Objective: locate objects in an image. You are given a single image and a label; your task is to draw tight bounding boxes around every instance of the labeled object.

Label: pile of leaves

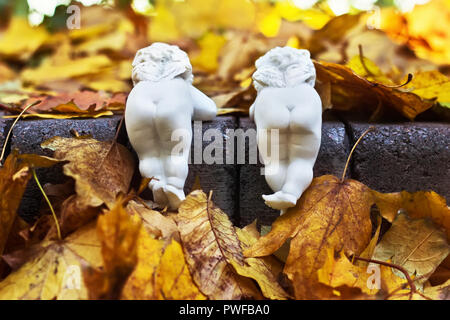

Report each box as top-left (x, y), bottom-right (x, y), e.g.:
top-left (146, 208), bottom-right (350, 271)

top-left (0, 133), bottom-right (448, 300)
top-left (0, 1), bottom-right (450, 120)
top-left (0, 0), bottom-right (449, 301)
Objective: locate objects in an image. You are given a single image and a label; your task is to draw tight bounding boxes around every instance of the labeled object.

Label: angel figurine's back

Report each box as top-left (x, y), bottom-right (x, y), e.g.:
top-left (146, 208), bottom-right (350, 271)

top-left (125, 42), bottom-right (217, 210)
top-left (250, 46), bottom-right (322, 211)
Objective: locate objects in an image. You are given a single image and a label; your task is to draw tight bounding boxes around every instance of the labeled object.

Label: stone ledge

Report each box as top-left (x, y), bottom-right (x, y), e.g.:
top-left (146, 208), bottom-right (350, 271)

top-left (348, 122), bottom-right (450, 202)
top-left (10, 116), bottom-right (124, 221)
top-left (0, 118), bottom-right (13, 155)
top-left (7, 116), bottom-right (239, 223)
top-left (1, 116), bottom-right (448, 227)
top-left (184, 116), bottom-right (238, 222)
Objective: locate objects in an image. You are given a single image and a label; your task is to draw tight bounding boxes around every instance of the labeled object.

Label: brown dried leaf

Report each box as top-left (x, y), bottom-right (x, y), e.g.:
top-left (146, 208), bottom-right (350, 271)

top-left (22, 91), bottom-right (126, 114)
top-left (235, 223), bottom-right (290, 300)
top-left (372, 190), bottom-right (450, 239)
top-left (41, 137), bottom-right (134, 209)
top-left (423, 279), bottom-right (450, 300)
top-left (373, 213), bottom-right (450, 284)
top-left (2, 110), bottom-right (114, 120)
top-left (0, 222), bottom-right (102, 300)
top-left (126, 199), bottom-right (179, 243)
top-left (314, 60), bottom-right (436, 120)
top-left (0, 155), bottom-right (31, 255)
top-left (176, 190), bottom-right (262, 300)
top-left (217, 32), bottom-right (273, 80)
top-left (212, 85), bottom-right (255, 111)
top-left (245, 175), bottom-right (373, 299)
top-left (55, 195), bottom-right (101, 238)
top-left (0, 152), bottom-right (59, 255)
top-left (308, 14), bottom-right (362, 56)
top-left (317, 248), bottom-right (409, 299)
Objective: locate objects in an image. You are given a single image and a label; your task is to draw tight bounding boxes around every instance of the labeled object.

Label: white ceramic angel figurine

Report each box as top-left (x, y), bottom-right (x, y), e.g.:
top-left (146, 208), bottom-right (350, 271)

top-left (125, 43), bottom-right (217, 209)
top-left (250, 46), bottom-right (322, 211)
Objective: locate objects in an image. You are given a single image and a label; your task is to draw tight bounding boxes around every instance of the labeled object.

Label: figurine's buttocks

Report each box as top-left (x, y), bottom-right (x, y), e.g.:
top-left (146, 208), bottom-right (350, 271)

top-left (252, 85), bottom-right (322, 134)
top-left (126, 78), bottom-right (194, 156)
top-left (125, 43), bottom-right (216, 210)
top-left (250, 47), bottom-right (322, 211)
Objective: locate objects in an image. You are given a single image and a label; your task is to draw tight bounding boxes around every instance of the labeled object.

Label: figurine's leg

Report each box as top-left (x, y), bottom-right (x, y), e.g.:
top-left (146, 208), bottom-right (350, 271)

top-left (162, 158), bottom-right (188, 210)
top-left (259, 128), bottom-right (288, 192)
top-left (261, 148), bottom-right (296, 210)
top-left (264, 160), bottom-right (288, 192)
top-left (261, 101), bottom-right (321, 210)
top-left (126, 97), bottom-right (169, 207)
top-left (254, 101), bottom-right (293, 209)
top-left (280, 158), bottom-right (313, 200)
top-left (162, 149), bottom-right (190, 210)
top-left (276, 104), bottom-right (321, 207)
top-left (155, 106), bottom-right (192, 210)
top-left (139, 152), bottom-right (168, 207)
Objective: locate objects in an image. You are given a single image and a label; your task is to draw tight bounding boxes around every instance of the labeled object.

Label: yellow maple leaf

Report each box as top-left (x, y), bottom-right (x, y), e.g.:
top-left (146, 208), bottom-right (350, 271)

top-left (84, 198), bottom-right (142, 299)
top-left (257, 5), bottom-right (282, 37)
top-left (191, 32), bottom-right (227, 72)
top-left (126, 199), bottom-right (179, 243)
top-left (0, 222), bottom-right (102, 300)
top-left (122, 227), bottom-right (205, 300)
top-left (155, 239), bottom-right (206, 300)
top-left (372, 190), bottom-right (450, 239)
top-left (235, 222), bottom-right (290, 300)
top-left (317, 248), bottom-right (410, 299)
top-left (275, 1), bottom-right (332, 29)
top-left (403, 71), bottom-right (450, 107)
top-left (380, 0), bottom-right (450, 65)
top-left (372, 213), bottom-right (450, 285)
top-left (21, 55), bottom-right (112, 85)
top-left (0, 17), bottom-right (49, 60)
top-left (121, 228), bottom-right (165, 299)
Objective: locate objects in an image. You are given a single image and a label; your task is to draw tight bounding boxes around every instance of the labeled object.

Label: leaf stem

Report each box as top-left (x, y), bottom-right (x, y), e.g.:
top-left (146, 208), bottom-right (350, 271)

top-left (358, 44), bottom-right (375, 77)
top-left (385, 74), bottom-right (413, 89)
top-left (0, 100), bottom-right (41, 166)
top-left (341, 126), bottom-right (375, 182)
top-left (352, 255), bottom-right (417, 300)
top-left (32, 168), bottom-right (62, 241)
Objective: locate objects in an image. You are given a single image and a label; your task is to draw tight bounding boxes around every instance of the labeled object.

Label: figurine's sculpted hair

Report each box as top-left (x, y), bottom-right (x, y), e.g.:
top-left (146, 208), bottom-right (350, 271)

top-left (252, 47), bottom-right (316, 92)
top-left (132, 42), bottom-right (193, 85)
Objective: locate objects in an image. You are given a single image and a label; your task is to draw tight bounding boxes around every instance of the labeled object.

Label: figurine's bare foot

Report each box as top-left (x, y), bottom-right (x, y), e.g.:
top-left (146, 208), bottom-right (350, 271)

top-left (262, 191), bottom-right (297, 210)
top-left (149, 180), bottom-right (168, 208)
top-left (163, 185), bottom-right (185, 210)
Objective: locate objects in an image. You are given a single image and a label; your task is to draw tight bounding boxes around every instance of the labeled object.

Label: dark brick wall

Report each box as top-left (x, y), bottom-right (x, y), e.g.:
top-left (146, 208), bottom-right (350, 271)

top-left (349, 122), bottom-right (450, 200)
top-left (1, 115), bottom-right (448, 227)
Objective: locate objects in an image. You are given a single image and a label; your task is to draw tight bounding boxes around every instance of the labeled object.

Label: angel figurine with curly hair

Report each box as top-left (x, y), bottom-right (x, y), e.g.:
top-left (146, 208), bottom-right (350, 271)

top-left (250, 46), bottom-right (322, 211)
top-left (126, 43), bottom-right (217, 209)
